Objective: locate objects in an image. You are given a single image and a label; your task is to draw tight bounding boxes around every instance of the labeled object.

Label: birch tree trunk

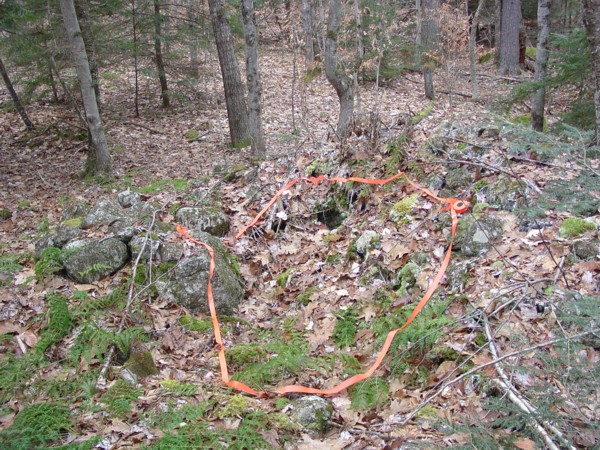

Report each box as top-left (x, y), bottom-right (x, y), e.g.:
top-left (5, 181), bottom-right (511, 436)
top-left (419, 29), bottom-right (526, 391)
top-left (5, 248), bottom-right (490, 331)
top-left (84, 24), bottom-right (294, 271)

top-left (301, 0), bottom-right (315, 63)
top-left (531, 0), bottom-right (550, 132)
top-left (241, 0), bottom-right (265, 157)
top-left (325, 0), bottom-right (353, 138)
top-left (0, 55), bottom-right (35, 130)
top-left (154, 0), bottom-right (170, 108)
top-left (582, 0), bottom-right (600, 145)
top-left (209, 0), bottom-right (249, 146)
top-left (60, 0), bottom-right (112, 177)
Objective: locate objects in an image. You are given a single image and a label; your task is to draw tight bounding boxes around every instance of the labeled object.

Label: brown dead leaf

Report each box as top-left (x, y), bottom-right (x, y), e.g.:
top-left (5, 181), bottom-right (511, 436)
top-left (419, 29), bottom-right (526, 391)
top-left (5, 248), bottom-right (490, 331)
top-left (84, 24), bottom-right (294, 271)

top-left (513, 437), bottom-right (537, 450)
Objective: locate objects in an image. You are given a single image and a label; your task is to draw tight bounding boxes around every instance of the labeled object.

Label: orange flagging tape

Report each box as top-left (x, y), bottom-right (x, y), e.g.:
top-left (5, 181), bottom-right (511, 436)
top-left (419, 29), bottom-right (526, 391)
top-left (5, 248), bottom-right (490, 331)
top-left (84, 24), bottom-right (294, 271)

top-left (176, 172), bottom-right (469, 397)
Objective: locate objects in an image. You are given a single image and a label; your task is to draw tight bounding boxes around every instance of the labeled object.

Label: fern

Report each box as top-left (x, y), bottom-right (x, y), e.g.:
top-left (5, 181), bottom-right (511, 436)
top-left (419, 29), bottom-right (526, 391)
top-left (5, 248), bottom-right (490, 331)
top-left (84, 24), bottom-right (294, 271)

top-left (0, 353), bottom-right (43, 402)
top-left (100, 380), bottom-right (142, 418)
top-left (36, 294), bottom-right (72, 355)
top-left (0, 402), bottom-right (72, 449)
top-left (159, 380), bottom-right (198, 396)
top-left (34, 247), bottom-right (63, 281)
top-left (348, 377), bottom-right (390, 410)
top-left (78, 263), bottom-right (111, 278)
top-left (332, 308), bottom-right (359, 348)
top-left (74, 288), bottom-right (125, 319)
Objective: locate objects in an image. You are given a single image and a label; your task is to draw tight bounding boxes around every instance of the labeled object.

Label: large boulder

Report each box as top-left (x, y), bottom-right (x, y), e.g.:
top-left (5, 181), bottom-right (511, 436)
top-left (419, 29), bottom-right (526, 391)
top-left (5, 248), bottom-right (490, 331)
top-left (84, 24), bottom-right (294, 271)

top-left (175, 207), bottom-right (230, 237)
top-left (156, 231), bottom-right (243, 314)
top-left (35, 223), bottom-right (84, 258)
top-left (62, 238), bottom-right (129, 283)
top-left (81, 198), bottom-right (129, 229)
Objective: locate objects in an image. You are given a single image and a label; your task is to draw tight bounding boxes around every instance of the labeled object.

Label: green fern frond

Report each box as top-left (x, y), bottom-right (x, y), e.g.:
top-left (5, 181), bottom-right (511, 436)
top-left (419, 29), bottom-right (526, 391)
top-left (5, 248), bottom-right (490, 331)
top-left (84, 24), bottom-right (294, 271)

top-left (348, 377), bottom-right (390, 410)
top-left (36, 294), bottom-right (72, 355)
top-left (101, 380), bottom-right (142, 418)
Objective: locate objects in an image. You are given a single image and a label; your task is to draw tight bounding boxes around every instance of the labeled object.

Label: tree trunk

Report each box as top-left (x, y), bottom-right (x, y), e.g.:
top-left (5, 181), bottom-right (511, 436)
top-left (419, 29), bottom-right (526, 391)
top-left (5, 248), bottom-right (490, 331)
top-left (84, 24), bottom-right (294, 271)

top-left (187, 0), bottom-right (200, 78)
top-left (494, 0), bottom-right (501, 61)
top-left (60, 0), bottom-right (112, 177)
top-left (353, 0), bottom-right (363, 115)
top-left (582, 0), bottom-right (600, 145)
top-left (301, 0), bottom-right (315, 63)
top-left (499, 0), bottom-right (521, 75)
top-left (153, 0), bottom-right (170, 108)
top-left (131, 0), bottom-right (140, 117)
top-left (0, 55), bottom-right (35, 130)
top-left (469, 0), bottom-right (484, 98)
top-left (531, 0), bottom-right (550, 132)
top-left (325, 0), bottom-right (353, 138)
top-left (208, 0), bottom-right (249, 147)
top-left (73, 0), bottom-right (100, 110)
top-left (241, 0), bottom-right (265, 157)
top-left (421, 0), bottom-right (440, 100)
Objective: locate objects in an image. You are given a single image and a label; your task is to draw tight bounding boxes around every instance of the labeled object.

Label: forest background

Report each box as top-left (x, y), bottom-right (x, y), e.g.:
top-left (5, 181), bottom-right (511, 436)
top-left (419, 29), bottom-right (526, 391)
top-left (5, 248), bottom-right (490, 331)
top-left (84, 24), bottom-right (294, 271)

top-left (0, 0), bottom-right (599, 448)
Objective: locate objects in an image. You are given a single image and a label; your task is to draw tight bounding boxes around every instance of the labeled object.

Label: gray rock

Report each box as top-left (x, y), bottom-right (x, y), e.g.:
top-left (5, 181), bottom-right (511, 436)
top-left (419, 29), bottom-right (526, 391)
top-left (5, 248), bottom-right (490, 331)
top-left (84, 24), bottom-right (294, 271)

top-left (62, 238), bottom-right (129, 283)
top-left (175, 207), bottom-right (230, 237)
top-left (117, 190), bottom-right (142, 208)
top-left (34, 224), bottom-right (84, 258)
top-left (291, 395), bottom-right (333, 434)
top-left (573, 239), bottom-right (600, 260)
top-left (454, 215), bottom-right (503, 257)
top-left (159, 242), bottom-right (183, 263)
top-left (130, 235), bottom-right (161, 262)
top-left (82, 198), bottom-right (127, 229)
top-left (356, 230), bottom-right (378, 255)
top-left (60, 203), bottom-right (89, 222)
top-left (155, 231), bottom-right (243, 314)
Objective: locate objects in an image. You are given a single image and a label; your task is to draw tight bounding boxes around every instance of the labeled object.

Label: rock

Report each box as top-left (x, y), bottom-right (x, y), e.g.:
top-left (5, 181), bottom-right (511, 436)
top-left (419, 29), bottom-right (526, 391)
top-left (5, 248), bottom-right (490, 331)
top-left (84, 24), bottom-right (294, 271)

top-left (175, 207), bottom-right (230, 237)
top-left (454, 215), bottom-right (503, 257)
top-left (62, 238), bottom-right (129, 283)
top-left (124, 350), bottom-right (158, 377)
top-left (117, 190), bottom-right (141, 208)
top-left (355, 230), bottom-right (379, 256)
top-left (572, 239), bottom-right (600, 260)
top-left (82, 198), bottom-right (128, 229)
top-left (291, 395), bottom-right (333, 434)
top-left (60, 203), bottom-right (89, 222)
top-left (130, 236), bottom-right (161, 262)
top-left (35, 224), bottom-right (84, 258)
top-left (159, 243), bottom-right (183, 263)
top-left (156, 231), bottom-right (243, 314)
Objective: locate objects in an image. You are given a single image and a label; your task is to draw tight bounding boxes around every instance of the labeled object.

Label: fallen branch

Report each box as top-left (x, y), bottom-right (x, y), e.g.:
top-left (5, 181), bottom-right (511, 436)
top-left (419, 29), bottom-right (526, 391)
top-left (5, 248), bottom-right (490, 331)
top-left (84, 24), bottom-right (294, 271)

top-left (483, 315), bottom-right (575, 450)
top-left (398, 328), bottom-right (599, 426)
top-left (124, 121), bottom-right (167, 135)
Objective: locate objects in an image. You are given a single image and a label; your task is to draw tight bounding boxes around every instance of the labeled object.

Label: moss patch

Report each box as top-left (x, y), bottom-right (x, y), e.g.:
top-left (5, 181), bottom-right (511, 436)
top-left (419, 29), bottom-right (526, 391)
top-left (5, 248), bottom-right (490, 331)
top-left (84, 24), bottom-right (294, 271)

top-left (560, 217), bottom-right (596, 237)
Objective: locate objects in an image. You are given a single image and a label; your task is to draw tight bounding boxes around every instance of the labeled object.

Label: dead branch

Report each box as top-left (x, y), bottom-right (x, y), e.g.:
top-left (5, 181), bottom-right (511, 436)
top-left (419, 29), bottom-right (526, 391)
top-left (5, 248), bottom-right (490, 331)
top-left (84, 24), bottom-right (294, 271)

top-left (123, 121), bottom-right (167, 135)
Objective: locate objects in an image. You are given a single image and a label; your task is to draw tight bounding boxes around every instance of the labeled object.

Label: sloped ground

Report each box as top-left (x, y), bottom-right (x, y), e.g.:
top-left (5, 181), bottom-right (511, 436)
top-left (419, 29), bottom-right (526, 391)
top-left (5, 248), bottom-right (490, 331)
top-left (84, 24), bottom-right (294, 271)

top-left (1, 44), bottom-right (599, 449)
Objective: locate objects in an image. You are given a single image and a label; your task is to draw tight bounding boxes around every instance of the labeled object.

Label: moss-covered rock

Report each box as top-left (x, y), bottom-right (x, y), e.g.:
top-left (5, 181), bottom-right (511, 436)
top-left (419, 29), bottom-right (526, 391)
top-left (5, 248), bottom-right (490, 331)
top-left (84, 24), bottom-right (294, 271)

top-left (124, 350), bottom-right (158, 377)
top-left (572, 239), bottom-right (599, 260)
top-left (155, 231), bottom-right (244, 314)
top-left (175, 207), bottom-right (230, 237)
top-left (454, 215), bottom-right (503, 257)
top-left (291, 395), bottom-right (333, 434)
top-left (62, 238), bottom-right (129, 283)
top-left (560, 217), bottom-right (597, 238)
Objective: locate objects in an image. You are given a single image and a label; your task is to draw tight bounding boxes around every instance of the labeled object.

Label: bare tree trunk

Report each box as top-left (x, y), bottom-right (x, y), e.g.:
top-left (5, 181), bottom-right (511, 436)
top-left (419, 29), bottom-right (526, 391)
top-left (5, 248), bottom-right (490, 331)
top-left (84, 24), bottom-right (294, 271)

top-left (131, 0), bottom-right (140, 117)
top-left (499, 0), bottom-right (521, 75)
top-left (494, 0), bottom-right (502, 61)
top-left (74, 0), bottom-right (100, 110)
top-left (154, 0), bottom-right (170, 108)
top-left (187, 0), bottom-right (200, 78)
top-left (469, 0), bottom-right (484, 98)
top-left (325, 0), bottom-right (353, 138)
top-left (353, 0), bottom-right (363, 115)
top-left (209, 0), bottom-right (249, 146)
top-left (241, 0), bottom-right (265, 157)
top-left (421, 0), bottom-right (440, 100)
top-left (0, 55), bottom-right (35, 130)
top-left (60, 0), bottom-right (112, 177)
top-left (582, 0), bottom-right (600, 145)
top-left (301, 0), bottom-right (315, 62)
top-left (531, 0), bottom-right (550, 132)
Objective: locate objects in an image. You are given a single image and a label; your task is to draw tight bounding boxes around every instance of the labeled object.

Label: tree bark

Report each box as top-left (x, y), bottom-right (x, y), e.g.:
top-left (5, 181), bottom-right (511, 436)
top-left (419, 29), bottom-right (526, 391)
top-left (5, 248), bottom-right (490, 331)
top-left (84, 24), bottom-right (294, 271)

top-left (73, 0), bottom-right (100, 110)
top-left (0, 55), bottom-right (35, 130)
top-left (60, 0), bottom-right (112, 177)
top-left (153, 0), bottom-right (170, 108)
top-left (499, 0), bottom-right (521, 75)
top-left (241, 0), bottom-right (265, 157)
top-left (469, 0), bottom-right (484, 98)
top-left (187, 0), bottom-right (200, 78)
top-left (531, 0), bottom-right (550, 132)
top-left (582, 0), bottom-right (600, 145)
top-left (421, 0), bottom-right (440, 100)
top-left (131, 0), bottom-right (140, 117)
top-left (301, 0), bottom-right (315, 63)
top-left (324, 0), bottom-right (353, 138)
top-left (208, 0), bottom-right (249, 146)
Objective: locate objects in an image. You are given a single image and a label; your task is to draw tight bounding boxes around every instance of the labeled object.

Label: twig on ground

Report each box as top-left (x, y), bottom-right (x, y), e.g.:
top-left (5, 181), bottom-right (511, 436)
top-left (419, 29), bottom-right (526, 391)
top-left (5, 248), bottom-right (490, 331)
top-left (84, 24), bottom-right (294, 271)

top-left (398, 328), bottom-right (599, 426)
top-left (124, 121), bottom-right (167, 135)
top-left (483, 314), bottom-right (575, 450)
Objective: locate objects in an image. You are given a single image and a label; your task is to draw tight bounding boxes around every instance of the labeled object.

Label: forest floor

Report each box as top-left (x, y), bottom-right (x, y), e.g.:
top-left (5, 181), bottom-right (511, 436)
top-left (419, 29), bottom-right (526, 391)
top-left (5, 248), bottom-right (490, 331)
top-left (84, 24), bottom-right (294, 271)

top-left (1, 44), bottom-right (599, 449)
